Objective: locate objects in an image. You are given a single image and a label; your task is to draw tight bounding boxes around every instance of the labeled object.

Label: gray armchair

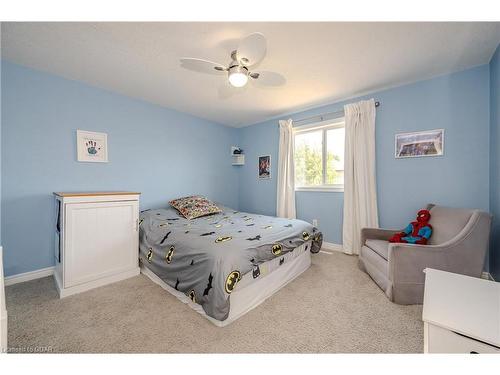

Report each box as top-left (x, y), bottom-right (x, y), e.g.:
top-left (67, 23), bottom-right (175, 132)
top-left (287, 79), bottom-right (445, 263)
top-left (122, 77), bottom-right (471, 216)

top-left (358, 204), bottom-right (492, 304)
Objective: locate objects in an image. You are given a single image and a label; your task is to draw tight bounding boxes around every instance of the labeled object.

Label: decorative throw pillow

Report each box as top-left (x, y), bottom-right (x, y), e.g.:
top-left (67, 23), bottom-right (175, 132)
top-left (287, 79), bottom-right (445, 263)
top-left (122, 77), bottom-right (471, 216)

top-left (169, 195), bottom-right (221, 220)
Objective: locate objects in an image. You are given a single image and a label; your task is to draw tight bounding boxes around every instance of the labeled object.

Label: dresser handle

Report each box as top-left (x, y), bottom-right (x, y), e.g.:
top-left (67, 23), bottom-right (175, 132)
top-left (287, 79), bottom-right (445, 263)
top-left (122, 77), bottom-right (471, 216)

top-left (470, 351), bottom-right (479, 354)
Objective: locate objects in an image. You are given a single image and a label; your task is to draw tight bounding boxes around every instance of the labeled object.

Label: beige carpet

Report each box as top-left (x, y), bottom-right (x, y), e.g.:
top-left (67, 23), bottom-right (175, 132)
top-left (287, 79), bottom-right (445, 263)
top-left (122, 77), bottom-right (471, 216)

top-left (5, 252), bottom-right (423, 353)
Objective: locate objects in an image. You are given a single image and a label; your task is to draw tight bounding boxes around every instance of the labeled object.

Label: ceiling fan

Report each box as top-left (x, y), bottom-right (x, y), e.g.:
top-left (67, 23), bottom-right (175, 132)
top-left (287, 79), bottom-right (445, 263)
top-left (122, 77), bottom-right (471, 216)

top-left (180, 32), bottom-right (286, 90)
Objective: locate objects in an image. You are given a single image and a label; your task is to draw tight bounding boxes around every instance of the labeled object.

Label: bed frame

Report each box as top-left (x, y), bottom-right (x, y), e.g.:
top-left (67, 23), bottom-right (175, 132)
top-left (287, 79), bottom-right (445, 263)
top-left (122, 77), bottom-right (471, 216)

top-left (140, 241), bottom-right (312, 327)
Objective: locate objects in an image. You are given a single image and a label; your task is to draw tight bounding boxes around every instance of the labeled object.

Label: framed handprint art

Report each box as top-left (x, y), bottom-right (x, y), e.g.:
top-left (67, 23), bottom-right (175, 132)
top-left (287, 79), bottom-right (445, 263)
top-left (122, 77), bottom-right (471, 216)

top-left (77, 130), bottom-right (108, 162)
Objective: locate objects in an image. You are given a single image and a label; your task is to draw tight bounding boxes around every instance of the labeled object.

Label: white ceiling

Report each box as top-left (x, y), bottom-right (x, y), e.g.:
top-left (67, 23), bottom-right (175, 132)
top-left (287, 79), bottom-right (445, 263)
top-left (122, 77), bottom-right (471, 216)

top-left (2, 22), bottom-right (499, 127)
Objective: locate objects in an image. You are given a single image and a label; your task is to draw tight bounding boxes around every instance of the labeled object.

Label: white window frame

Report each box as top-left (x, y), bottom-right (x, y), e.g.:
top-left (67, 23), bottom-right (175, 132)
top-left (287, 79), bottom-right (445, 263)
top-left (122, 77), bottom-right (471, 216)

top-left (293, 117), bottom-right (345, 192)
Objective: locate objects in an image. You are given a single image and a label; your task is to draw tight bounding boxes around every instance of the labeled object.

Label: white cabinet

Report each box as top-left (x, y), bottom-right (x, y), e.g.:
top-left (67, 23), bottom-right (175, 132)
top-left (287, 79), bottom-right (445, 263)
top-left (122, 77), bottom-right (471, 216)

top-left (423, 268), bottom-right (500, 353)
top-left (425, 323), bottom-right (499, 354)
top-left (54, 192), bottom-right (141, 298)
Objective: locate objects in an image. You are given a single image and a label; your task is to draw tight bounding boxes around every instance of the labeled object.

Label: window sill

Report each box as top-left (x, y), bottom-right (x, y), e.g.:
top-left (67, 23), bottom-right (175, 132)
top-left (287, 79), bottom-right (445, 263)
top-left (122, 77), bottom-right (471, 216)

top-left (295, 187), bottom-right (344, 193)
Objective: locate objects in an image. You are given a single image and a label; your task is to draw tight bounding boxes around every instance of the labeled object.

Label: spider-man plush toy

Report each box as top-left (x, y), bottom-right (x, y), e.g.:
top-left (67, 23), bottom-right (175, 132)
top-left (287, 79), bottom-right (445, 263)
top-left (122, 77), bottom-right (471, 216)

top-left (389, 209), bottom-right (433, 245)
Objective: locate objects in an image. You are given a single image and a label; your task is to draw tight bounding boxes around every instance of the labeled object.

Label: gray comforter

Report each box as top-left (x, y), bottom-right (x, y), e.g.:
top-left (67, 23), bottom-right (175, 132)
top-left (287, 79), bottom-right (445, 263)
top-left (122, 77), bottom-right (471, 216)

top-left (139, 206), bottom-right (322, 321)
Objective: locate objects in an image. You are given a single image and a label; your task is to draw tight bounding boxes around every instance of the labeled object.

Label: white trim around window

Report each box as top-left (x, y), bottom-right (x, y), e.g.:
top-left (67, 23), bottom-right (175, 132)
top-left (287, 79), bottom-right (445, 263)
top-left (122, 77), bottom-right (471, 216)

top-left (295, 185), bottom-right (344, 193)
top-left (293, 117), bottom-right (345, 192)
top-left (293, 117), bottom-right (345, 134)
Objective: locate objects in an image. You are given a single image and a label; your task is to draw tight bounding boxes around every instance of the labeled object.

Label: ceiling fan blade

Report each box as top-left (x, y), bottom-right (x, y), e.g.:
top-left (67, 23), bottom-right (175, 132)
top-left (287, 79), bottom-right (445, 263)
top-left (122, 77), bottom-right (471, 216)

top-left (180, 58), bottom-right (227, 75)
top-left (236, 32), bottom-right (267, 66)
top-left (250, 71), bottom-right (286, 87)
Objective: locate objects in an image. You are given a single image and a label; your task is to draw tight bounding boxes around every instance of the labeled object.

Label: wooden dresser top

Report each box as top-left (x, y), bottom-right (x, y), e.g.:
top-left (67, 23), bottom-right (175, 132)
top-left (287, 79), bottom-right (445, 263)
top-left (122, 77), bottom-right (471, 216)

top-left (53, 191), bottom-right (141, 197)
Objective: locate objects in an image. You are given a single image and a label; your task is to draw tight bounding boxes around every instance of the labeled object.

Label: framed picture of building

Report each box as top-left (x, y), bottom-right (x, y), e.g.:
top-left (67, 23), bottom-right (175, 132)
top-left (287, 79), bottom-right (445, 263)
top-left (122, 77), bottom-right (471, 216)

top-left (395, 129), bottom-right (444, 159)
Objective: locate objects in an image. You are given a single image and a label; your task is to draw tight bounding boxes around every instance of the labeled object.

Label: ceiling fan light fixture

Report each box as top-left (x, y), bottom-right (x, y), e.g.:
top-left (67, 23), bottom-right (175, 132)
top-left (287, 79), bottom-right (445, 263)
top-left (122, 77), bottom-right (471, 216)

top-left (180, 33), bottom-right (285, 93)
top-left (228, 66), bottom-right (248, 88)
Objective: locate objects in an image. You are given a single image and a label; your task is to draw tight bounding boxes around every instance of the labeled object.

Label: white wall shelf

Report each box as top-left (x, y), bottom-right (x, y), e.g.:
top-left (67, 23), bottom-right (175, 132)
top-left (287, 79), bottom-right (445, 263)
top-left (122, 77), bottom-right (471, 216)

top-left (231, 146), bottom-right (245, 166)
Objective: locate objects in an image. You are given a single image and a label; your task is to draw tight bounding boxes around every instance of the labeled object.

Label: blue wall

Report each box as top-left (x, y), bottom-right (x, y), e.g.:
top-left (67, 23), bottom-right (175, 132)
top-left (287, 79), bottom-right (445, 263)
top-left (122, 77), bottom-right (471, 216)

top-left (490, 45), bottom-right (500, 280)
top-left (1, 60), bottom-right (495, 277)
top-left (1, 61), bottom-right (239, 277)
top-left (239, 65), bottom-right (491, 248)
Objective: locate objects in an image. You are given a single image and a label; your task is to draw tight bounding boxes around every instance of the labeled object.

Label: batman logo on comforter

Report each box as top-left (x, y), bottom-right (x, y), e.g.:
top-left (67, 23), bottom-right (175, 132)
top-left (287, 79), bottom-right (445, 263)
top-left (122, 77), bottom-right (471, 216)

top-left (139, 206), bottom-right (322, 321)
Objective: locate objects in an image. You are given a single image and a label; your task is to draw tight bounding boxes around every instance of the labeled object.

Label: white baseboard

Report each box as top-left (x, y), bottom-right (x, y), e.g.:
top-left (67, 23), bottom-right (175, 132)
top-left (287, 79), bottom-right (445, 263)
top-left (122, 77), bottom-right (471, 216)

top-left (4, 266), bottom-right (55, 286)
top-left (5, 248), bottom-right (491, 286)
top-left (481, 272), bottom-right (495, 281)
top-left (321, 242), bottom-right (343, 253)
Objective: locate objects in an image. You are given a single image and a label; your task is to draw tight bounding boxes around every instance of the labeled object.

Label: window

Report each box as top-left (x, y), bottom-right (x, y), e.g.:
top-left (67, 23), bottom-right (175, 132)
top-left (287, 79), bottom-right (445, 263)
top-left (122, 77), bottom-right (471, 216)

top-left (294, 119), bottom-right (345, 191)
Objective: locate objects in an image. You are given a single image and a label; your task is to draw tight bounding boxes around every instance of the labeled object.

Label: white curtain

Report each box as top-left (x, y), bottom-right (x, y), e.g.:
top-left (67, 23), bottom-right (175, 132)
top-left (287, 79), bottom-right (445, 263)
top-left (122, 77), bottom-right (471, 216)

top-left (342, 99), bottom-right (379, 255)
top-left (276, 119), bottom-right (296, 219)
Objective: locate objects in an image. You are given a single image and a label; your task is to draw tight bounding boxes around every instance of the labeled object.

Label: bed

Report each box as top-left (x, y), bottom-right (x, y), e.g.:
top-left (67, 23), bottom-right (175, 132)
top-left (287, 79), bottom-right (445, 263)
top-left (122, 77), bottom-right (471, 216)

top-left (139, 206), bottom-right (322, 326)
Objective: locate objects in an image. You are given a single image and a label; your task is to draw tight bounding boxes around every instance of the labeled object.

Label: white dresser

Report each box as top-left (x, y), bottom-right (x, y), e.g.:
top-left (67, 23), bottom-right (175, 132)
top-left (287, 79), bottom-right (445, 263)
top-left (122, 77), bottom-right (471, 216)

top-left (423, 268), bottom-right (500, 353)
top-left (53, 192), bottom-right (141, 298)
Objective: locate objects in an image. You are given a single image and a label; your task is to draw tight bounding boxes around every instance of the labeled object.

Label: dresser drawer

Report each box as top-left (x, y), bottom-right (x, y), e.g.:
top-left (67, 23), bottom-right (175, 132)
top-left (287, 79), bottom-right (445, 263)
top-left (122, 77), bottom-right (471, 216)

top-left (426, 323), bottom-right (500, 354)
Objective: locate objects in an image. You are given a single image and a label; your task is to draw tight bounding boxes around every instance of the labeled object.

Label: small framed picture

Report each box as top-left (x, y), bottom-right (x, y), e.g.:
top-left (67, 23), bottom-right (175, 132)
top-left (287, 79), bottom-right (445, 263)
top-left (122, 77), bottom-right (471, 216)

top-left (77, 130), bottom-right (108, 163)
top-left (395, 129), bottom-right (444, 159)
top-left (258, 155), bottom-right (271, 179)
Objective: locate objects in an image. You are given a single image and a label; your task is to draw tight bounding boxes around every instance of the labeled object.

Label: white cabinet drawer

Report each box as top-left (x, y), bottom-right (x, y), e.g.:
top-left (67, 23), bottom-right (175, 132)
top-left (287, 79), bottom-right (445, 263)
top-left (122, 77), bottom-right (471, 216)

top-left (426, 323), bottom-right (500, 354)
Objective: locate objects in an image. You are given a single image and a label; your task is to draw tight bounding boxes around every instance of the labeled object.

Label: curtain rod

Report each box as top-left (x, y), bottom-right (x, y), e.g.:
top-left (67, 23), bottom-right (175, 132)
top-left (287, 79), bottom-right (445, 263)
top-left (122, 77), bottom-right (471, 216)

top-left (292, 101), bottom-right (380, 126)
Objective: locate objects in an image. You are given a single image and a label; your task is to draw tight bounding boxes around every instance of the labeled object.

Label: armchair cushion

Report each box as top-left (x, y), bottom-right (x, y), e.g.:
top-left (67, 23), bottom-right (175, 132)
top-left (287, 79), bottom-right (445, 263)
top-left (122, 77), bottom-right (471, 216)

top-left (428, 206), bottom-right (473, 245)
top-left (365, 239), bottom-right (389, 261)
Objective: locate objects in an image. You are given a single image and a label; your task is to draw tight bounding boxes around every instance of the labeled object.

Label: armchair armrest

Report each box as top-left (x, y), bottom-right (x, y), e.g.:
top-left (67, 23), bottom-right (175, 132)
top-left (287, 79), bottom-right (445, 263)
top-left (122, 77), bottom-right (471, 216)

top-left (388, 243), bottom-right (448, 285)
top-left (360, 227), bottom-right (400, 250)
